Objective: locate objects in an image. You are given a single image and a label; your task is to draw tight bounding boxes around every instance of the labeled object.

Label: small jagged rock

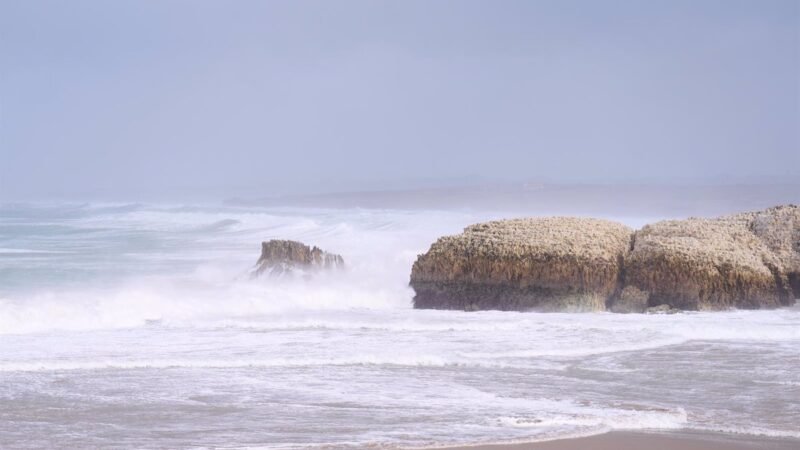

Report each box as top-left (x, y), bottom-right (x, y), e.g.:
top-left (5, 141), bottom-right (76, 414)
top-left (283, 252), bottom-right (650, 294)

top-left (253, 240), bottom-right (344, 277)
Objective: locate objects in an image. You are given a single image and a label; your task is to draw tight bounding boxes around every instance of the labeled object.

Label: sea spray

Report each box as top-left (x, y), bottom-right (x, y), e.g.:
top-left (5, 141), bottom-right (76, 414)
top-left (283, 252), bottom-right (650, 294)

top-left (0, 203), bottom-right (798, 447)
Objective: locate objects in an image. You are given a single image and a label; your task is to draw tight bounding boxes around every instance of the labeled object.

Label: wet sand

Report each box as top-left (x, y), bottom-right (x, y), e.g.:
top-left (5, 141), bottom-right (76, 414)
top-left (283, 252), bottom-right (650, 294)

top-left (438, 431), bottom-right (800, 450)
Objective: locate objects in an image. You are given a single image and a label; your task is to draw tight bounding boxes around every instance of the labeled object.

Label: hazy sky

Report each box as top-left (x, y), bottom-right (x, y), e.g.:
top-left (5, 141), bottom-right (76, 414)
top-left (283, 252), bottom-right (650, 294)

top-left (1, 0), bottom-right (798, 200)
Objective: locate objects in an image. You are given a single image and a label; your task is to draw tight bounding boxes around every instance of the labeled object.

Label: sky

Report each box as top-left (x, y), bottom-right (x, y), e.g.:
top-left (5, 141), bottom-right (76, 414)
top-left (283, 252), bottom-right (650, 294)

top-left (1, 0), bottom-right (798, 200)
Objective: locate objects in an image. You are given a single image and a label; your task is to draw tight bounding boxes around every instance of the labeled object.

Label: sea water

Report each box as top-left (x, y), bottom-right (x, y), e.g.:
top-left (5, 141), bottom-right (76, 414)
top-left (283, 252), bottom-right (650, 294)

top-left (0, 203), bottom-right (798, 448)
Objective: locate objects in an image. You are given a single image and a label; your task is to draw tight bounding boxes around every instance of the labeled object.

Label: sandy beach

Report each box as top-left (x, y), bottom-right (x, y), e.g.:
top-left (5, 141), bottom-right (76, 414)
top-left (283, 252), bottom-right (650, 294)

top-left (439, 431), bottom-right (800, 450)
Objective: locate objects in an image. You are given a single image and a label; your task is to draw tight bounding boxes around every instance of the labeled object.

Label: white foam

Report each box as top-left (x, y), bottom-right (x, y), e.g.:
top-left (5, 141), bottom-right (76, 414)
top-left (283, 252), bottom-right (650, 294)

top-left (1, 202), bottom-right (799, 447)
top-left (457, 336), bottom-right (689, 358)
top-left (690, 425), bottom-right (800, 439)
top-left (496, 406), bottom-right (688, 432)
top-left (0, 248), bottom-right (66, 254)
top-left (0, 355), bottom-right (467, 372)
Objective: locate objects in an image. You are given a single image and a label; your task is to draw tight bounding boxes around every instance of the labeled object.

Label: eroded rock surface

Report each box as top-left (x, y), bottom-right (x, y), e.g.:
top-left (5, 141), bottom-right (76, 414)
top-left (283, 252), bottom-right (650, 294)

top-left (610, 286), bottom-right (650, 313)
top-left (739, 205), bottom-right (800, 296)
top-left (411, 205), bottom-right (799, 312)
top-left (623, 207), bottom-right (796, 310)
top-left (253, 240), bottom-right (344, 277)
top-left (410, 217), bottom-right (633, 311)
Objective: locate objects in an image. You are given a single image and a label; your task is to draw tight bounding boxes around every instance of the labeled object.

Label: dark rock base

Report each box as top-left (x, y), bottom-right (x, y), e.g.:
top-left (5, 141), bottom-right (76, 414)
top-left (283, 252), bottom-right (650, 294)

top-left (412, 281), bottom-right (606, 312)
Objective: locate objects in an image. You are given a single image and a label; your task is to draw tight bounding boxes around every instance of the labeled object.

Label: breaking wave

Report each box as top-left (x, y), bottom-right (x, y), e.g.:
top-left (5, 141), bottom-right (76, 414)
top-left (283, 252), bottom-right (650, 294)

top-left (1, 202), bottom-right (798, 447)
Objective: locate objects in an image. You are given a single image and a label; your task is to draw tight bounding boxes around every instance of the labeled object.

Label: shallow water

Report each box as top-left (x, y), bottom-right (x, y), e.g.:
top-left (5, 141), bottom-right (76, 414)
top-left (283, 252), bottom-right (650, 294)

top-left (0, 203), bottom-right (798, 448)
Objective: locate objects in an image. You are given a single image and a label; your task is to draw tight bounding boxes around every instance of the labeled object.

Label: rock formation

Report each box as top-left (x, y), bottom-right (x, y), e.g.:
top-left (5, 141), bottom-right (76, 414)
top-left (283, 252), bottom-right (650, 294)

top-left (410, 205), bottom-right (799, 312)
top-left (610, 286), bottom-right (650, 313)
top-left (411, 218), bottom-right (633, 312)
top-left (739, 205), bottom-right (800, 297)
top-left (253, 240), bottom-right (344, 277)
top-left (623, 207), bottom-right (796, 310)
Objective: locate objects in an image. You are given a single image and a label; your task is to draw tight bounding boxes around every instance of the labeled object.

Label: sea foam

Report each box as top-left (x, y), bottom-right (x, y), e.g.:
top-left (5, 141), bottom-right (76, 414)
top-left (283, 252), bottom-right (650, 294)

top-left (0, 202), bottom-right (798, 448)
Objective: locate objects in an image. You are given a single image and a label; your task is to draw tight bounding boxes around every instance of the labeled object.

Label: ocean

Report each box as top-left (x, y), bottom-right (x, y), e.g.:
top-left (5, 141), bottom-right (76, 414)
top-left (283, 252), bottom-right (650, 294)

top-left (0, 202), bottom-right (798, 448)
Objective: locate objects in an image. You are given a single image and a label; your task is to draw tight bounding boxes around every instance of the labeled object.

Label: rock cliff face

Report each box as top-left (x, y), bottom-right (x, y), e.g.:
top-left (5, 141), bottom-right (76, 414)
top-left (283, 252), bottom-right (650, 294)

top-left (410, 205), bottom-right (799, 312)
top-left (739, 205), bottom-right (800, 296)
top-left (253, 240), bottom-right (344, 277)
top-left (609, 286), bottom-right (649, 313)
top-left (623, 208), bottom-right (794, 310)
top-left (411, 218), bottom-right (633, 311)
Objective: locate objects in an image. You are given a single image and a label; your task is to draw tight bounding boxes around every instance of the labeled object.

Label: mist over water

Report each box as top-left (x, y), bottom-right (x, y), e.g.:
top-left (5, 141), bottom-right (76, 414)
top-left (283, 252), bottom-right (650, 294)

top-left (0, 203), bottom-right (798, 448)
top-left (0, 203), bottom-right (474, 333)
top-left (2, 0), bottom-right (798, 447)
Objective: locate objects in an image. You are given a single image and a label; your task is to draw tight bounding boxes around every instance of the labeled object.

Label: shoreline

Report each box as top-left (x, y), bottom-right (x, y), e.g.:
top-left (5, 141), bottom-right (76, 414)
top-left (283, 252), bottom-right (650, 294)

top-left (429, 430), bottom-right (800, 450)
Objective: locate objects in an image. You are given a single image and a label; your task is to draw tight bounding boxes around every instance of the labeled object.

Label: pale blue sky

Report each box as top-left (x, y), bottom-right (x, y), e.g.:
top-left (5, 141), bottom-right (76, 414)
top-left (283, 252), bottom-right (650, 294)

top-left (1, 0), bottom-right (798, 200)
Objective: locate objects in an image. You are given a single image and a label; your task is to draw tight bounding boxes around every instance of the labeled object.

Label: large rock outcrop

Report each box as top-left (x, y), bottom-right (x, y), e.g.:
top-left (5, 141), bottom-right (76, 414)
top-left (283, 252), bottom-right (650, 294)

top-left (623, 206), bottom-right (797, 310)
top-left (411, 218), bottom-right (633, 312)
top-left (739, 205), bottom-right (800, 296)
top-left (410, 205), bottom-right (799, 312)
top-left (253, 240), bottom-right (344, 277)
